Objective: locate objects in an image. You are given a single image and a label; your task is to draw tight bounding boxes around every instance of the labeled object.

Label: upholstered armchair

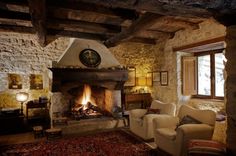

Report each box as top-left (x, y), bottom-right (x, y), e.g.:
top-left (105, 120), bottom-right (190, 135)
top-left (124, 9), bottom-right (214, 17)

top-left (153, 105), bottom-right (216, 156)
top-left (129, 100), bottom-right (176, 140)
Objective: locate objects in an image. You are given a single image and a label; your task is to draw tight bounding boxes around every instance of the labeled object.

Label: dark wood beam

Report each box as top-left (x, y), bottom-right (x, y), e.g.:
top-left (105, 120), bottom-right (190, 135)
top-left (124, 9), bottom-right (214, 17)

top-left (47, 1), bottom-right (138, 20)
top-left (104, 13), bottom-right (162, 47)
top-left (0, 25), bottom-right (34, 34)
top-left (0, 9), bottom-right (30, 20)
top-left (48, 29), bottom-right (112, 41)
top-left (0, 1), bottom-right (29, 13)
top-left (0, 17), bottom-right (32, 27)
top-left (28, 0), bottom-right (47, 47)
top-left (70, 0), bottom-right (212, 18)
top-left (47, 18), bottom-right (121, 35)
top-left (47, 7), bottom-right (129, 26)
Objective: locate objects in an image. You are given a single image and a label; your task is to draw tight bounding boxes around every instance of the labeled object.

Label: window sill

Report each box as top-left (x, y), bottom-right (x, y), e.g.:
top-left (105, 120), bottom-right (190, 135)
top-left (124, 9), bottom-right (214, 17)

top-left (191, 97), bottom-right (224, 102)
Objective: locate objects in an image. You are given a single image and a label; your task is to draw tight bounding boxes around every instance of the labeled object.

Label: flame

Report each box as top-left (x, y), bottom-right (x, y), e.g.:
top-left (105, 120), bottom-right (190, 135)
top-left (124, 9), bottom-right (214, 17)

top-left (81, 84), bottom-right (93, 110)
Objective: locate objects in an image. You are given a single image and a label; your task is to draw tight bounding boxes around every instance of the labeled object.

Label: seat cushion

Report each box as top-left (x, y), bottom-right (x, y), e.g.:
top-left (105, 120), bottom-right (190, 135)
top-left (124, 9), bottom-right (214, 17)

top-left (156, 128), bottom-right (177, 140)
top-left (188, 139), bottom-right (226, 156)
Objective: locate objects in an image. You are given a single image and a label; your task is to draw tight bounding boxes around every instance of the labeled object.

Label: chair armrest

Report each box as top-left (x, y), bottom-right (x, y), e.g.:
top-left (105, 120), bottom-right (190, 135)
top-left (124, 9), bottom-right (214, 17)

top-left (153, 115), bottom-right (179, 129)
top-left (129, 109), bottom-right (147, 118)
top-left (177, 124), bottom-right (214, 139)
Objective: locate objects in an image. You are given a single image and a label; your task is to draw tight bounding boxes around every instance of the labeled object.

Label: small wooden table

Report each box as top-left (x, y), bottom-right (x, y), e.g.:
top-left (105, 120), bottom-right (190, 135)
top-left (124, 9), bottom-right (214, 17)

top-left (124, 93), bottom-right (152, 110)
top-left (45, 128), bottom-right (62, 140)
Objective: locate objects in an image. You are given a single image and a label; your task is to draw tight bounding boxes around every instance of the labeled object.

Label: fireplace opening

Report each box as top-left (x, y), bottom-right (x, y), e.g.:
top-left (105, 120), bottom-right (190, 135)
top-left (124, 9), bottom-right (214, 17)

top-left (69, 84), bottom-right (121, 120)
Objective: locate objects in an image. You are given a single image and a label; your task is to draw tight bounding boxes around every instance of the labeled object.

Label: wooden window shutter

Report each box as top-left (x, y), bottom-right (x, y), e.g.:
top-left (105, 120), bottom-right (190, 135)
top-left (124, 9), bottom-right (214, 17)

top-left (182, 56), bottom-right (197, 95)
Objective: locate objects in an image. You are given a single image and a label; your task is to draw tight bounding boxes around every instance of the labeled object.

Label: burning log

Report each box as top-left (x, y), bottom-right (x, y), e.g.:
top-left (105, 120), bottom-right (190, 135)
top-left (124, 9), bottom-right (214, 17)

top-left (72, 102), bottom-right (113, 119)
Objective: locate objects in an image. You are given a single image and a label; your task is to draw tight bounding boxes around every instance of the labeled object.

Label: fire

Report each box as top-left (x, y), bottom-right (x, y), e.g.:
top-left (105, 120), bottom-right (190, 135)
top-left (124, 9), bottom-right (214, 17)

top-left (80, 84), bottom-right (95, 110)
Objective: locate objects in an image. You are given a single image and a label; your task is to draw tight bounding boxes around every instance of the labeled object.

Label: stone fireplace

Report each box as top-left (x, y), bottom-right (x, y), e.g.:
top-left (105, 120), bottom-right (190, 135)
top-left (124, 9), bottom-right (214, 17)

top-left (49, 39), bottom-right (128, 124)
top-left (50, 68), bottom-right (127, 120)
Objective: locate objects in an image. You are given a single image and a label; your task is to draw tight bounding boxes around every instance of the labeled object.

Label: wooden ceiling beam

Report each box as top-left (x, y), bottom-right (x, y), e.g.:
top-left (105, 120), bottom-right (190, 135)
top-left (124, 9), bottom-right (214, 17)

top-left (71, 0), bottom-right (212, 18)
top-left (47, 1), bottom-right (138, 20)
top-left (0, 9), bottom-right (30, 20)
top-left (47, 19), bottom-right (121, 35)
top-left (104, 13), bottom-right (162, 47)
top-left (28, 0), bottom-right (47, 47)
top-left (0, 17), bottom-right (32, 27)
top-left (0, 25), bottom-right (34, 34)
top-left (0, 1), bottom-right (29, 13)
top-left (47, 7), bottom-right (128, 26)
top-left (48, 29), bottom-right (111, 41)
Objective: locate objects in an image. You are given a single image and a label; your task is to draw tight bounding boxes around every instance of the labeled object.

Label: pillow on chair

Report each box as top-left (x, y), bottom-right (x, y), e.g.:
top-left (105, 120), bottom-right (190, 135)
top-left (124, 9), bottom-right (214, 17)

top-left (146, 108), bottom-right (161, 114)
top-left (176, 115), bottom-right (202, 130)
top-left (140, 108), bottom-right (161, 120)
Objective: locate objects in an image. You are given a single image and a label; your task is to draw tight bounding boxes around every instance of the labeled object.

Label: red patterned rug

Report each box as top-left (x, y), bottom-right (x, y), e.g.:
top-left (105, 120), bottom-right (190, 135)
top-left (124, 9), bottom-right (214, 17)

top-left (1, 130), bottom-right (155, 156)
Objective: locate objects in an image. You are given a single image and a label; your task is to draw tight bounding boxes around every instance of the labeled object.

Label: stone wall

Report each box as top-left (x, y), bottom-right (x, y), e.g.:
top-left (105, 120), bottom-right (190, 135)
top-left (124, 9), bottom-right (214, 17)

top-left (110, 18), bottom-right (226, 108)
top-left (0, 32), bottom-right (70, 114)
top-left (155, 18), bottom-right (226, 107)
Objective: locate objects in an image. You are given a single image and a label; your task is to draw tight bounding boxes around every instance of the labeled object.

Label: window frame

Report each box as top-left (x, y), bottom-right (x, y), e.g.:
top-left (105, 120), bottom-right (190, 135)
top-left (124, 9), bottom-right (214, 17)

top-left (193, 49), bottom-right (224, 100)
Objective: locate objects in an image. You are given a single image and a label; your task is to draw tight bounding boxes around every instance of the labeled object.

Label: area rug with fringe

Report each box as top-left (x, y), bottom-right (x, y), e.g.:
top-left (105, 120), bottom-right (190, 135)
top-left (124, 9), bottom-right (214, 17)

top-left (0, 130), bottom-right (154, 156)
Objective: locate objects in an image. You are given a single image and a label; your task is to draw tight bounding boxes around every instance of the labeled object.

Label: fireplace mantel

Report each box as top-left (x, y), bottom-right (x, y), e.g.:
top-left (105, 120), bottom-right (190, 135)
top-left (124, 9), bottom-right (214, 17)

top-left (49, 68), bottom-right (128, 92)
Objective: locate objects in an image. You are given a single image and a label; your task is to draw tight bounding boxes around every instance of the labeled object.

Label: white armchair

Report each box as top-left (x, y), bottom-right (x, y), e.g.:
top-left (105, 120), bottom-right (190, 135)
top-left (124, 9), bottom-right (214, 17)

top-left (129, 100), bottom-right (176, 140)
top-left (153, 105), bottom-right (216, 156)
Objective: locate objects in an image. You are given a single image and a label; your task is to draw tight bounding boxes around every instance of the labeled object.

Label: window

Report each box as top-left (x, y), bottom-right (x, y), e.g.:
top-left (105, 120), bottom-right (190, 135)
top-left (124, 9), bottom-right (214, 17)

top-left (182, 50), bottom-right (225, 99)
top-left (195, 51), bottom-right (225, 99)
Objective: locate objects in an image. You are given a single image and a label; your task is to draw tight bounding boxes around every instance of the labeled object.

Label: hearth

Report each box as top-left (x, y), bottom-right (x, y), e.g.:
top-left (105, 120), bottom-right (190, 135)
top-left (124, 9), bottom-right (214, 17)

top-left (49, 68), bottom-right (128, 120)
top-left (70, 84), bottom-right (114, 119)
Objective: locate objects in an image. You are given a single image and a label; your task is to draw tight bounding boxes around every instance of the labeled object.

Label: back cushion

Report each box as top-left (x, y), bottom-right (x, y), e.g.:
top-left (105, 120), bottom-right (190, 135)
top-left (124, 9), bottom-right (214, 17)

top-left (178, 105), bottom-right (216, 126)
top-left (150, 100), bottom-right (176, 116)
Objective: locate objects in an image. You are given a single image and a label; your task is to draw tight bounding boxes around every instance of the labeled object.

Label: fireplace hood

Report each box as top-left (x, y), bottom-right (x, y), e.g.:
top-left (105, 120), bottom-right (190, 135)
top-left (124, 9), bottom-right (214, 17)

top-left (55, 38), bottom-right (120, 68)
top-left (49, 68), bottom-right (128, 92)
top-left (50, 39), bottom-right (128, 92)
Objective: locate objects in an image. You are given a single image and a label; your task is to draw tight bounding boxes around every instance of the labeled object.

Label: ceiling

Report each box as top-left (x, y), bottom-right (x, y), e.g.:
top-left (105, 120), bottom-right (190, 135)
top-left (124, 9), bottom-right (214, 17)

top-left (0, 0), bottom-right (235, 47)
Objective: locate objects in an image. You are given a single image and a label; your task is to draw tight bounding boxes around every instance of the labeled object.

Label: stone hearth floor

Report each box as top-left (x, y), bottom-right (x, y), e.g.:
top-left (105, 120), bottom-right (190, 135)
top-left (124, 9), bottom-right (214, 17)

top-left (54, 117), bottom-right (128, 135)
